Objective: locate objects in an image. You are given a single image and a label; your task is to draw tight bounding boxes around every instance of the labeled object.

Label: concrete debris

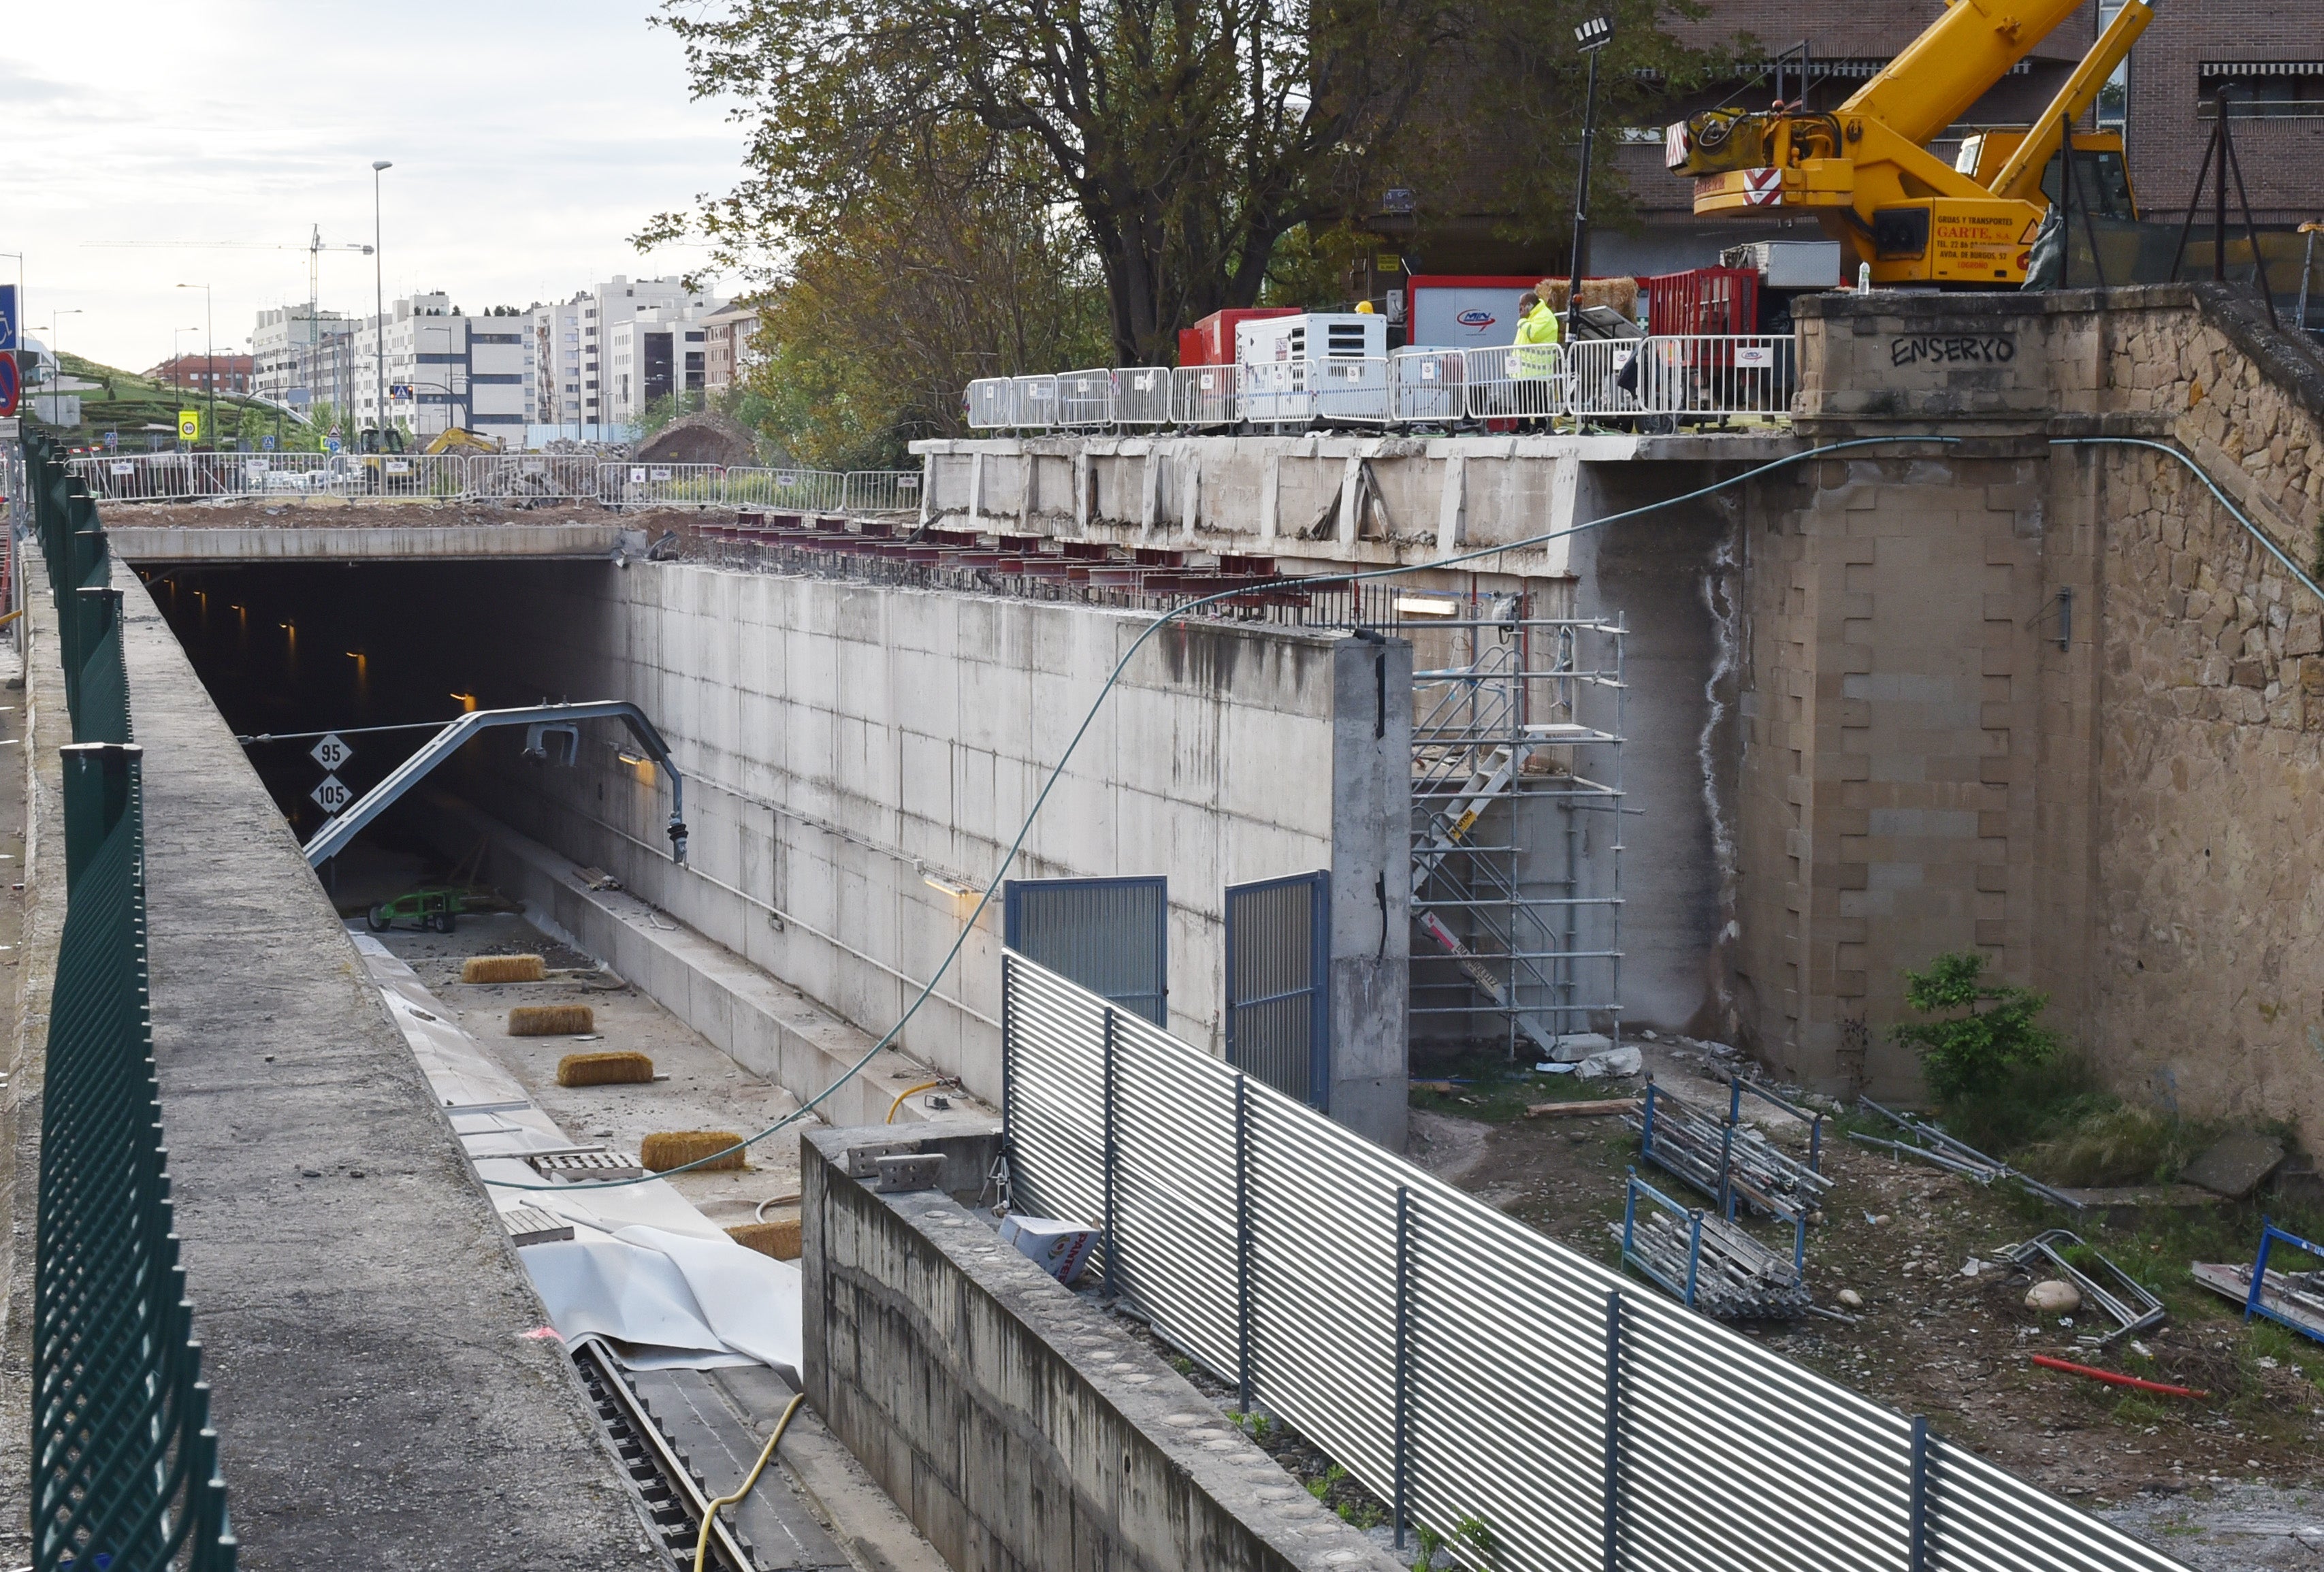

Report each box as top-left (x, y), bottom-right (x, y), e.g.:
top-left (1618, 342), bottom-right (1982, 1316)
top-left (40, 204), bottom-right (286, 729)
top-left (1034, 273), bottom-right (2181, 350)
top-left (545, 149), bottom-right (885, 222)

top-left (1960, 1257), bottom-right (1985, 1278)
top-left (2027, 1279), bottom-right (2082, 1314)
top-left (1548, 1031), bottom-right (1614, 1063)
top-left (1575, 1044), bottom-right (1642, 1080)
top-left (2182, 1128), bottom-right (2286, 1199)
top-left (1837, 1289), bottom-right (1865, 1309)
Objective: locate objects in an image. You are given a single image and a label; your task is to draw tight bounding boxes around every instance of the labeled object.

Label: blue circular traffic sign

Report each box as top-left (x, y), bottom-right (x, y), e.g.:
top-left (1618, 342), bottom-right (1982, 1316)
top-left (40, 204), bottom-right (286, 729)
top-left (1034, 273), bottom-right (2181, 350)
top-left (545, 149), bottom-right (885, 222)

top-left (0, 353), bottom-right (18, 419)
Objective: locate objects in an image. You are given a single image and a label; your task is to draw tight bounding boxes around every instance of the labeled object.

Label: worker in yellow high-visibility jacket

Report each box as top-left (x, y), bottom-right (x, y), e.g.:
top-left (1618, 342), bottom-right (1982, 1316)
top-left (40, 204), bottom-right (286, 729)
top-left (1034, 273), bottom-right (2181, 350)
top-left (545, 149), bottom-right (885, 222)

top-left (1511, 288), bottom-right (1562, 376)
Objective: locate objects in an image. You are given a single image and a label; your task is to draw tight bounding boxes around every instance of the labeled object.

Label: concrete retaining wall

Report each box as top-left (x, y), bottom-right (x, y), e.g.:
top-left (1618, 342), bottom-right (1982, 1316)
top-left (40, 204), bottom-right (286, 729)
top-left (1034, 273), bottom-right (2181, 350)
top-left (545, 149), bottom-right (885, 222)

top-left (425, 562), bottom-right (1413, 1147)
top-left (801, 1124), bottom-right (1403, 1572)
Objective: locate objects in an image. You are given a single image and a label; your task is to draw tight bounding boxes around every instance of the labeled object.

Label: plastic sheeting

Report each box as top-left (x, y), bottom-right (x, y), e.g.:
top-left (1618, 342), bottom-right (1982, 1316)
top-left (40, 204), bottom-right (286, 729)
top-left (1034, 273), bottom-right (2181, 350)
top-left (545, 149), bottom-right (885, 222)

top-left (354, 933), bottom-right (804, 1375)
top-left (521, 1225), bottom-right (803, 1380)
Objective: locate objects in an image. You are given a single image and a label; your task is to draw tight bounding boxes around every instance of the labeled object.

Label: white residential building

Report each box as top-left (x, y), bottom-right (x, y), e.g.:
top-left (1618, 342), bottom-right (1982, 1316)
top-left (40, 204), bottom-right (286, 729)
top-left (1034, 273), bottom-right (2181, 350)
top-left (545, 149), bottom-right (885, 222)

top-left (344, 293), bottom-right (540, 439)
top-left (579, 276), bottom-right (718, 429)
top-left (604, 306), bottom-right (714, 426)
top-left (251, 306), bottom-right (357, 411)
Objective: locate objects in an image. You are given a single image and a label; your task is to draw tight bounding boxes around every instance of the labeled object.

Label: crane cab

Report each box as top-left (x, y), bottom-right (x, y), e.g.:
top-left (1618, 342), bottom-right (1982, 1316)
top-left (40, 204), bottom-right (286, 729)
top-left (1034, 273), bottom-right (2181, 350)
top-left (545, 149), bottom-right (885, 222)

top-left (1954, 129), bottom-right (2138, 220)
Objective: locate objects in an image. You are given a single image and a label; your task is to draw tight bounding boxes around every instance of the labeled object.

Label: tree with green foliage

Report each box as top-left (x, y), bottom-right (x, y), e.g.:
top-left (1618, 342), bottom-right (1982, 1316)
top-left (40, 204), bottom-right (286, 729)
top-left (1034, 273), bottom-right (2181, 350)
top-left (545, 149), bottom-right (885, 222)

top-left (1889, 950), bottom-right (2062, 1103)
top-left (646, 0), bottom-right (1724, 366)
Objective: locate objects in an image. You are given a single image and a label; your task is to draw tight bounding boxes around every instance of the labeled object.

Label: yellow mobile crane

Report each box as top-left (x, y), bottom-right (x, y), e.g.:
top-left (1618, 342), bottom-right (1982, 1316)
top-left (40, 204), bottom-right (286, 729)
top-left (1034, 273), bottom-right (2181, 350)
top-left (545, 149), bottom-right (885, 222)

top-left (1667, 0), bottom-right (2154, 285)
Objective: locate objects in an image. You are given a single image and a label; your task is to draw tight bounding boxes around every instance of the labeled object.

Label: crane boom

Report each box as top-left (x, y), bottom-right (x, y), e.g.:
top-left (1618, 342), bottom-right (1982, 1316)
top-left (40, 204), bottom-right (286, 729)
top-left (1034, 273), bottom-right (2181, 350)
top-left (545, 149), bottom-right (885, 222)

top-left (1839, 0), bottom-right (2088, 148)
top-left (1988, 0), bottom-right (2154, 204)
top-left (1664, 0), bottom-right (2161, 286)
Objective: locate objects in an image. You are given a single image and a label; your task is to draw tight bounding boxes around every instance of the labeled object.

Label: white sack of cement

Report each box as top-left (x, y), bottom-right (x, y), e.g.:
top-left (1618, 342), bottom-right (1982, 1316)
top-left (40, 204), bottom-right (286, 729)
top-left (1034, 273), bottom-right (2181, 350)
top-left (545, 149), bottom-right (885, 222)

top-left (521, 1224), bottom-right (803, 1381)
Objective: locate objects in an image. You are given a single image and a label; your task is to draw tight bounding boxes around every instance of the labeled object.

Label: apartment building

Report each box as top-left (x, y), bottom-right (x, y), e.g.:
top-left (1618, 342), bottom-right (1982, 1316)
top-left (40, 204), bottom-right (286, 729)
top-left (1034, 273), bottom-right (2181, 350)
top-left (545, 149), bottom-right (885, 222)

top-left (604, 306), bottom-right (715, 425)
top-left (700, 300), bottom-right (765, 395)
top-left (345, 293), bottom-right (540, 438)
top-left (249, 306), bottom-right (355, 409)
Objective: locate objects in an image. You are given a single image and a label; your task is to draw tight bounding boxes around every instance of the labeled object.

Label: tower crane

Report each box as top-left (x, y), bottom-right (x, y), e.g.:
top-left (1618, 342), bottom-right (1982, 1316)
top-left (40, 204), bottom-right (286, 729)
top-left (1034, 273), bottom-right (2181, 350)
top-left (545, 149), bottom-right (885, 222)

top-left (1664, 0), bottom-right (2154, 286)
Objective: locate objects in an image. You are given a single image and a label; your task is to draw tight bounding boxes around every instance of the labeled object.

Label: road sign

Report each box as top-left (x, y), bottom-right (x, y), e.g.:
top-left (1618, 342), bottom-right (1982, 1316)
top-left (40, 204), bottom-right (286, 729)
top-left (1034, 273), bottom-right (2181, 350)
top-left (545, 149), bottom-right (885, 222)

top-left (0, 354), bottom-right (16, 421)
top-left (310, 774), bottom-right (354, 815)
top-left (261, 434), bottom-right (276, 451)
top-left (103, 429), bottom-right (118, 451)
top-left (326, 436), bottom-right (342, 455)
top-left (178, 409), bottom-right (201, 442)
top-left (309, 733), bottom-right (355, 771)
top-left (0, 284), bottom-right (16, 353)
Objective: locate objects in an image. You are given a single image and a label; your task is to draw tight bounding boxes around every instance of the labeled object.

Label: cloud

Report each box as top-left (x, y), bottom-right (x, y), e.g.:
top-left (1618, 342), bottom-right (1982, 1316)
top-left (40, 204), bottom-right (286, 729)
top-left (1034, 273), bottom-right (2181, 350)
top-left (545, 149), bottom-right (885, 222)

top-left (0, 0), bottom-right (753, 368)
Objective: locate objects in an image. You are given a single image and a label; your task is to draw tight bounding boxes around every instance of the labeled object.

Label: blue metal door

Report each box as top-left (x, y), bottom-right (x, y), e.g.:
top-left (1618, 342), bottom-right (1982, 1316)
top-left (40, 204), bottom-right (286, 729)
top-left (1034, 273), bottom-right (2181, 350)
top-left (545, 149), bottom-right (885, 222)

top-left (1002, 876), bottom-right (1168, 1026)
top-left (1224, 870), bottom-right (1331, 1108)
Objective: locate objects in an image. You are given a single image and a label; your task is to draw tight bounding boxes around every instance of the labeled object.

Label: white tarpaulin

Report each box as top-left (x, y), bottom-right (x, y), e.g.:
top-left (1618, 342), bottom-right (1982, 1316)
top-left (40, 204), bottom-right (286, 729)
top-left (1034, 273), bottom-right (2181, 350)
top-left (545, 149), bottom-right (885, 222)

top-left (519, 1226), bottom-right (803, 1380)
top-left (353, 933), bottom-right (805, 1376)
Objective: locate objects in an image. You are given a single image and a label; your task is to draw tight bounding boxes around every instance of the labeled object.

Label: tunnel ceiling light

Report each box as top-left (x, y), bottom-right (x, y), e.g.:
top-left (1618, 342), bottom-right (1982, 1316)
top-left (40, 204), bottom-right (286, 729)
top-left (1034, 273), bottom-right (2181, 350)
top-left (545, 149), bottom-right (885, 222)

top-left (615, 749), bottom-right (648, 767)
top-left (1393, 595), bottom-right (1462, 616)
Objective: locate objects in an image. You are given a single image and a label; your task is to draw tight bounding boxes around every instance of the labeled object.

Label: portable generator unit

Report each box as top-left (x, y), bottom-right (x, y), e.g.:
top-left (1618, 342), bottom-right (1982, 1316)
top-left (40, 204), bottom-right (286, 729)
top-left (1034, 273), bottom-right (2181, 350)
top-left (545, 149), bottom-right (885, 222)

top-left (1235, 312), bottom-right (1389, 425)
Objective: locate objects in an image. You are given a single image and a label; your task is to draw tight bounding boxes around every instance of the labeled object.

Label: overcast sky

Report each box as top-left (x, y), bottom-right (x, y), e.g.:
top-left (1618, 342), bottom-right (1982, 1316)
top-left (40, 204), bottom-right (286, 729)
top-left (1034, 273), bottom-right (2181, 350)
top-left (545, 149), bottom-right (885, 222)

top-left (1, 0), bottom-right (747, 372)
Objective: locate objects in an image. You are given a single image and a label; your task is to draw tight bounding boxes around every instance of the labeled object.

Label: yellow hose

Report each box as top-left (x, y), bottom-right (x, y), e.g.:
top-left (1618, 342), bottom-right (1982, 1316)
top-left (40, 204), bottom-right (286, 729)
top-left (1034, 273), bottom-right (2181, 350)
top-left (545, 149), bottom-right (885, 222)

top-left (692, 1392), bottom-right (806, 1572)
top-left (884, 1080), bottom-right (946, 1124)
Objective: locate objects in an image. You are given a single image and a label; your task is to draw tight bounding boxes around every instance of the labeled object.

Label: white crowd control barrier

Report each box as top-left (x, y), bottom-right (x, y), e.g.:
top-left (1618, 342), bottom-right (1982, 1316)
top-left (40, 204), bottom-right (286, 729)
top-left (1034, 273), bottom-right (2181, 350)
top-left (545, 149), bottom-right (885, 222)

top-left (1630, 335), bottom-right (1797, 422)
top-left (965, 378), bottom-right (1014, 430)
top-left (1313, 357), bottom-right (1394, 425)
top-left (1172, 365), bottom-right (1240, 429)
top-left (600, 462), bottom-right (730, 508)
top-left (1462, 343), bottom-right (1570, 422)
top-left (468, 453), bottom-right (606, 502)
top-left (1111, 366), bottom-right (1174, 426)
top-left (726, 468), bottom-right (846, 512)
top-left (841, 470), bottom-right (924, 515)
top-left (1562, 337), bottom-right (1652, 421)
top-left (1056, 369), bottom-right (1114, 428)
top-left (1390, 349), bottom-right (1468, 424)
top-left (1010, 374), bottom-right (1061, 429)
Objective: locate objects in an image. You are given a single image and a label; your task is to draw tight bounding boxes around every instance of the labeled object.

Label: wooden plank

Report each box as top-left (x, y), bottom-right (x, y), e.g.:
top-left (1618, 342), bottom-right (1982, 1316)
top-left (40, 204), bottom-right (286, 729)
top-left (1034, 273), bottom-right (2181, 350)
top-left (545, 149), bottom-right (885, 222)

top-left (1525, 1097), bottom-right (1642, 1119)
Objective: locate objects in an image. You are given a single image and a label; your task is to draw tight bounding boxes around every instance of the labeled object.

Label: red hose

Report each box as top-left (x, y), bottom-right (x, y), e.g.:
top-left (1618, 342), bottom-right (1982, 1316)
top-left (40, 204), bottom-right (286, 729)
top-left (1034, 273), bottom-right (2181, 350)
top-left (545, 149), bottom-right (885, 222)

top-left (2031, 1354), bottom-right (2208, 1399)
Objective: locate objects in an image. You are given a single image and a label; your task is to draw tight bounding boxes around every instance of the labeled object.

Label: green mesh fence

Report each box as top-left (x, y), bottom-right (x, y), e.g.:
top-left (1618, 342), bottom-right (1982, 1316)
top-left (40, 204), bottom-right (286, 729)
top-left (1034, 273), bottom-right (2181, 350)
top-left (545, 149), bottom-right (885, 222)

top-left (20, 425), bottom-right (236, 1571)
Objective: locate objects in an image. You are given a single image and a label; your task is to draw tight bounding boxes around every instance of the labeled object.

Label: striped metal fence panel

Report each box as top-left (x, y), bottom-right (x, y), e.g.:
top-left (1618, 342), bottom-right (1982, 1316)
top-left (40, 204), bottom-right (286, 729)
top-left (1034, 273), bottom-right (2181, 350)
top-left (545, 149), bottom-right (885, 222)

top-left (999, 950), bottom-right (2190, 1572)
top-left (21, 423), bottom-right (237, 1572)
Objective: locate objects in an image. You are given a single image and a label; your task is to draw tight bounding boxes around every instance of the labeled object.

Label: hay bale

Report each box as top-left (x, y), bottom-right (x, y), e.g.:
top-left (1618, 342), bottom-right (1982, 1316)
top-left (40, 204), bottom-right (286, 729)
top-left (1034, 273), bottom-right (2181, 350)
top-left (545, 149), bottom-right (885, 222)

top-left (1540, 276), bottom-right (1641, 315)
top-left (725, 1219), bottom-right (801, 1260)
top-left (641, 1130), bottom-right (747, 1172)
top-left (462, 953), bottom-right (546, 984)
top-left (508, 1003), bottom-right (594, 1036)
top-left (556, 1050), bottom-right (654, 1087)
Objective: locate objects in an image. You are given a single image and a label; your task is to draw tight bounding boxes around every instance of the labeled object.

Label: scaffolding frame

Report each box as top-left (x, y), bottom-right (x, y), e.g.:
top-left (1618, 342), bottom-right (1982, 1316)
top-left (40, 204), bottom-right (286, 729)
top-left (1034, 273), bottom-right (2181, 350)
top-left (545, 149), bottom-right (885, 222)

top-left (1402, 602), bottom-right (1625, 1060)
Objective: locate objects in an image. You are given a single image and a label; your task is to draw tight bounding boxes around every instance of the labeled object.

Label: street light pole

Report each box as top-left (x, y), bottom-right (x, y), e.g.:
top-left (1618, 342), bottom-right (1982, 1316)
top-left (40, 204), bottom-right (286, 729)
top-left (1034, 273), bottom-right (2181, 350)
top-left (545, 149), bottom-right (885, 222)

top-left (176, 283), bottom-right (214, 445)
top-left (372, 161), bottom-right (393, 448)
top-left (46, 308), bottom-right (82, 425)
top-left (1566, 14), bottom-right (1615, 346)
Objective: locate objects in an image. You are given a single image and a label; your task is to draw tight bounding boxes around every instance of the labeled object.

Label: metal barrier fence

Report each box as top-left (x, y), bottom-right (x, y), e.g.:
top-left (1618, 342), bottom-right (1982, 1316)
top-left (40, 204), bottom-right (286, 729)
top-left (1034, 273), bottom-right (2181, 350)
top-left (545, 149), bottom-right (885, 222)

top-left (726, 468), bottom-right (845, 512)
top-left (60, 451), bottom-right (919, 516)
top-left (466, 453), bottom-right (604, 502)
top-left (22, 424), bottom-right (238, 1572)
top-left (962, 336), bottom-right (1798, 432)
top-left (841, 470), bottom-right (924, 515)
top-left (1000, 950), bottom-right (2187, 1572)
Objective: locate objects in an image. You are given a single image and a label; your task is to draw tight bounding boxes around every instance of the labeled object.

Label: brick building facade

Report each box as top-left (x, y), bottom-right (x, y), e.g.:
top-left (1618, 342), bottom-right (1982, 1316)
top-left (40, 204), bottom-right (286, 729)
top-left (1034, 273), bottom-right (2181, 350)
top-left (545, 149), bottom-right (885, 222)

top-left (1385, 1), bottom-right (2317, 282)
top-left (144, 353), bottom-right (254, 395)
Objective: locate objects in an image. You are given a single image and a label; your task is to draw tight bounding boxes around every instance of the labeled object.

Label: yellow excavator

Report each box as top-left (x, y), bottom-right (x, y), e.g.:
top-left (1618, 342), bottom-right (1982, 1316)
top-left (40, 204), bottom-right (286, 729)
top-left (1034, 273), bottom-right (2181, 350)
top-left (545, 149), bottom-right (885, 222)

top-left (422, 427), bottom-right (502, 455)
top-left (1667, 0), bottom-right (2152, 286)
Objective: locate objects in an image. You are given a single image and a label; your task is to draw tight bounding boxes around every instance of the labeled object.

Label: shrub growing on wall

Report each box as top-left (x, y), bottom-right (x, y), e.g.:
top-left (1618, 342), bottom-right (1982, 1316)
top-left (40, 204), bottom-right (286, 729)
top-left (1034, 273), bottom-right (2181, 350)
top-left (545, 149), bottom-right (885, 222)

top-left (1889, 950), bottom-right (2061, 1102)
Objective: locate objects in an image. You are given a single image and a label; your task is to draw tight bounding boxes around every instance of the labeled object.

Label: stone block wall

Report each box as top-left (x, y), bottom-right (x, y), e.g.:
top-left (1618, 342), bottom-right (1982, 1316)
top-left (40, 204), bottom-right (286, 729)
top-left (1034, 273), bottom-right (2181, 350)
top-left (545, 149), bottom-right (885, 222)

top-left (1753, 283), bottom-right (2324, 1114)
